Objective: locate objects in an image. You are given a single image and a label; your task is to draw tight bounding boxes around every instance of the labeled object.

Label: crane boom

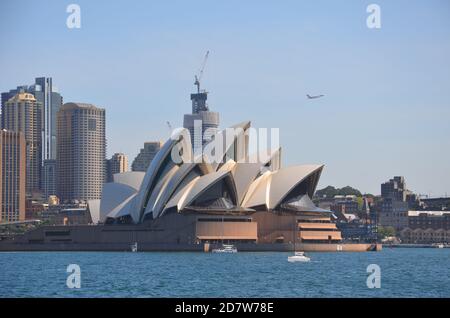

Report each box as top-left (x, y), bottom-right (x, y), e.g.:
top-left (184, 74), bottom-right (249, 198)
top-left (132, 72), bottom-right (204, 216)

top-left (194, 50), bottom-right (209, 93)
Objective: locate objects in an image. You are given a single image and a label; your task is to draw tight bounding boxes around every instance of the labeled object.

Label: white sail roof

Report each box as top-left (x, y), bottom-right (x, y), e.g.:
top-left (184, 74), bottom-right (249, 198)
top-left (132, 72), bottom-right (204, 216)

top-left (97, 121), bottom-right (326, 224)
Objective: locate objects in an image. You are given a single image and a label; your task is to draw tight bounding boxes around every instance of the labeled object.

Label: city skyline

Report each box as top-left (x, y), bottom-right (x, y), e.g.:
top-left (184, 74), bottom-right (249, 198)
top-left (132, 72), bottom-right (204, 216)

top-left (2, 1), bottom-right (450, 303)
top-left (1, 0), bottom-right (449, 196)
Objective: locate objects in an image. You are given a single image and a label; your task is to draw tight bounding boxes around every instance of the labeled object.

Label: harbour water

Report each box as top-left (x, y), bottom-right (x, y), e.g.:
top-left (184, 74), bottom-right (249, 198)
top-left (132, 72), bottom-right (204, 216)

top-left (0, 248), bottom-right (449, 297)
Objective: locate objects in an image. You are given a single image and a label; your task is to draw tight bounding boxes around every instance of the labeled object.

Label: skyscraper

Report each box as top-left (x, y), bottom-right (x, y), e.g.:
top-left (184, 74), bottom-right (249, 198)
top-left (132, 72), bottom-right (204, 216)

top-left (3, 93), bottom-right (42, 194)
top-left (1, 78), bottom-right (62, 197)
top-left (183, 91), bottom-right (219, 150)
top-left (0, 130), bottom-right (26, 222)
top-left (131, 141), bottom-right (162, 172)
top-left (1, 85), bottom-right (28, 129)
top-left (57, 103), bottom-right (106, 202)
top-left (1, 78), bottom-right (63, 161)
top-left (106, 153), bottom-right (128, 182)
top-left (33, 77), bottom-right (63, 161)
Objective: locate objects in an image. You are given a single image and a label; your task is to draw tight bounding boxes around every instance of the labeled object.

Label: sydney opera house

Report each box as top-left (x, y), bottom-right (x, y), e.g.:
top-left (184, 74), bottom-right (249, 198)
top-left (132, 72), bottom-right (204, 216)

top-left (94, 120), bottom-right (344, 247)
top-left (0, 112), bottom-right (378, 252)
top-left (101, 121), bottom-right (327, 225)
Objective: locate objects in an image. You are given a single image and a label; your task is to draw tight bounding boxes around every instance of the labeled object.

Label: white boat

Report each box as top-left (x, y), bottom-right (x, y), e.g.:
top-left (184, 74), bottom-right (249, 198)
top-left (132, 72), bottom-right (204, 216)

top-left (130, 242), bottom-right (138, 252)
top-left (288, 251), bottom-right (310, 262)
top-left (212, 244), bottom-right (238, 253)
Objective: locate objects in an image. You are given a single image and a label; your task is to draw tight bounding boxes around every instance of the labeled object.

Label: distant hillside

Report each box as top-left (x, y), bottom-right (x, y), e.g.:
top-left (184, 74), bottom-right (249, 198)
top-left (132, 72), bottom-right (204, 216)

top-left (315, 185), bottom-right (363, 198)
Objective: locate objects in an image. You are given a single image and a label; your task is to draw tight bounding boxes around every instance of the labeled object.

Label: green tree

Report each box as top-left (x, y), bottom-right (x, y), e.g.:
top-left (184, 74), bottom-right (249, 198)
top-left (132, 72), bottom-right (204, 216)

top-left (378, 226), bottom-right (396, 239)
top-left (315, 186), bottom-right (337, 198)
top-left (315, 185), bottom-right (362, 198)
top-left (339, 186), bottom-right (362, 197)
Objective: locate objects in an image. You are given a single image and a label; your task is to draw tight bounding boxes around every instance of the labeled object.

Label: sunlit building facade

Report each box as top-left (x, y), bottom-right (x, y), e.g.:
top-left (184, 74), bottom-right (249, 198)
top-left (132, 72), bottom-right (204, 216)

top-left (0, 130), bottom-right (26, 222)
top-left (57, 103), bottom-right (106, 202)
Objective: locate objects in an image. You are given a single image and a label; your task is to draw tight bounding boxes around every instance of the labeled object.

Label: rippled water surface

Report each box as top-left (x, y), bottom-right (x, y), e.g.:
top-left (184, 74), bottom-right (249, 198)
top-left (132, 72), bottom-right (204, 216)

top-left (1, 248), bottom-right (449, 297)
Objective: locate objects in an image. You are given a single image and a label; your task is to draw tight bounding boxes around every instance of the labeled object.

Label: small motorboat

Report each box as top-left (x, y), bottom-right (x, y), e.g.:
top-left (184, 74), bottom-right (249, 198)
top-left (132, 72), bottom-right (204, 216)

top-left (130, 242), bottom-right (138, 252)
top-left (288, 251), bottom-right (310, 262)
top-left (212, 244), bottom-right (238, 253)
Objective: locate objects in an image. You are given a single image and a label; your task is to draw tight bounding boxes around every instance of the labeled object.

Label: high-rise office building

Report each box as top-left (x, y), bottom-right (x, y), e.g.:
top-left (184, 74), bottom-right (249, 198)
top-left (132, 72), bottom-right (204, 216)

top-left (3, 93), bottom-right (42, 194)
top-left (33, 77), bottom-right (63, 161)
top-left (0, 130), bottom-right (26, 222)
top-left (131, 141), bottom-right (162, 172)
top-left (1, 78), bottom-right (63, 161)
top-left (183, 91), bottom-right (219, 150)
top-left (1, 78), bottom-right (62, 198)
top-left (42, 159), bottom-right (57, 200)
top-left (106, 153), bottom-right (128, 182)
top-left (57, 103), bottom-right (106, 202)
top-left (1, 85), bottom-right (28, 128)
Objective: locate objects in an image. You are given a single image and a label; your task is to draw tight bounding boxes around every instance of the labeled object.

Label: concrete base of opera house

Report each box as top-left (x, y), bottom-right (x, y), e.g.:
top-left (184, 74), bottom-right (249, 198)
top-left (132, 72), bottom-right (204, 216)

top-left (0, 211), bottom-right (381, 252)
top-left (0, 241), bottom-right (381, 252)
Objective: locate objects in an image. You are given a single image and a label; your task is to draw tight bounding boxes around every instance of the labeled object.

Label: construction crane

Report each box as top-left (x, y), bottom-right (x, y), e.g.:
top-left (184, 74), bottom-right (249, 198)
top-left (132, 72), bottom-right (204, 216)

top-left (194, 50), bottom-right (209, 93)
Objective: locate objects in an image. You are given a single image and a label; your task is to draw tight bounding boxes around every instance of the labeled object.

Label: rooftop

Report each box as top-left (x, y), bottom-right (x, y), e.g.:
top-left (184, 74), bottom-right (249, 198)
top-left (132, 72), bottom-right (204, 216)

top-left (408, 211), bottom-right (450, 217)
top-left (7, 92), bottom-right (36, 103)
top-left (61, 102), bottom-right (104, 111)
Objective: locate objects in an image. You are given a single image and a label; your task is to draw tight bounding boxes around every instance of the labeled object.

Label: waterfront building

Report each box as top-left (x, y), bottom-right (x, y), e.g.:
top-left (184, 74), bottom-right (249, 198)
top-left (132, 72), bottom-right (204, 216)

top-left (0, 130), bottom-right (26, 222)
top-left (407, 211), bottom-right (450, 230)
top-left (378, 176), bottom-right (417, 231)
top-left (337, 221), bottom-right (376, 242)
top-left (378, 198), bottom-right (409, 231)
top-left (131, 141), bottom-right (162, 172)
top-left (3, 93), bottom-right (42, 194)
top-left (96, 119), bottom-right (342, 245)
top-left (400, 228), bottom-right (450, 244)
top-left (57, 103), bottom-right (106, 202)
top-left (401, 211), bottom-right (450, 243)
top-left (106, 153), bottom-right (128, 182)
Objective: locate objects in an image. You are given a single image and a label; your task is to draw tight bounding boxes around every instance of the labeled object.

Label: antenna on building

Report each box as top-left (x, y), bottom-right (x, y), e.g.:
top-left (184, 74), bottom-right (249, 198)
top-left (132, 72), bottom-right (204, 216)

top-left (194, 51), bottom-right (210, 93)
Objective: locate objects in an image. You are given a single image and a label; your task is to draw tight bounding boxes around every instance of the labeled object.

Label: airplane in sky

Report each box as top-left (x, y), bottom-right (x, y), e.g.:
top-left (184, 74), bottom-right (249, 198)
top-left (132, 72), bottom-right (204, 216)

top-left (306, 94), bottom-right (325, 99)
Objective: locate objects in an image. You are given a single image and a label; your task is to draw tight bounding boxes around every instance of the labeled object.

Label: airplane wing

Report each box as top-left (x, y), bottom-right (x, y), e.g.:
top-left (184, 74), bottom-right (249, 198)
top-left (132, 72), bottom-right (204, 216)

top-left (306, 94), bottom-right (324, 99)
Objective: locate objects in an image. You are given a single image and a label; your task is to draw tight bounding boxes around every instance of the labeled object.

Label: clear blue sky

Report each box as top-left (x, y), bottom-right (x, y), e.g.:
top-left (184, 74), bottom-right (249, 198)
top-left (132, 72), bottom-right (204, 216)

top-left (1, 0), bottom-right (449, 196)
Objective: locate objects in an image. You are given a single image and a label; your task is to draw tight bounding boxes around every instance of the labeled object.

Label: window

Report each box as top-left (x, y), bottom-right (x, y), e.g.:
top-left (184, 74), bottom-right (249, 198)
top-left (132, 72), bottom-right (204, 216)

top-left (88, 118), bottom-right (96, 131)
